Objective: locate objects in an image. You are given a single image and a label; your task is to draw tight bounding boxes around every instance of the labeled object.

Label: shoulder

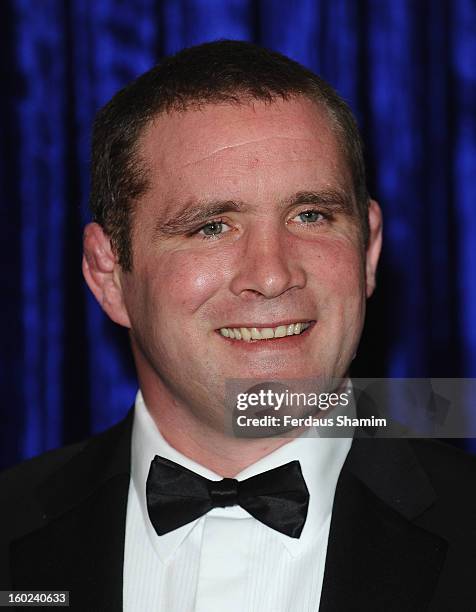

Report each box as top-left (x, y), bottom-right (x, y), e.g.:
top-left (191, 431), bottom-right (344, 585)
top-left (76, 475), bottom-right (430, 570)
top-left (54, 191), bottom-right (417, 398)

top-left (0, 439), bottom-right (91, 586)
top-left (0, 440), bottom-right (87, 502)
top-left (0, 418), bottom-right (122, 496)
top-left (0, 412), bottom-right (133, 588)
top-left (346, 435), bottom-right (476, 539)
top-left (408, 438), bottom-right (476, 492)
top-left (0, 437), bottom-right (92, 544)
top-left (0, 412), bottom-right (133, 537)
top-left (409, 438), bottom-right (476, 505)
top-left (408, 439), bottom-right (476, 542)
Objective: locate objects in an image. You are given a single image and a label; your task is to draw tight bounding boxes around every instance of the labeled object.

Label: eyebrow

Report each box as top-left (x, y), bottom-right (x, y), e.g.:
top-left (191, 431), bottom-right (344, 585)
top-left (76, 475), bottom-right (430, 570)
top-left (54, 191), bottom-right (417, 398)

top-left (283, 189), bottom-right (354, 215)
top-left (153, 200), bottom-right (246, 237)
top-left (153, 189), bottom-right (355, 238)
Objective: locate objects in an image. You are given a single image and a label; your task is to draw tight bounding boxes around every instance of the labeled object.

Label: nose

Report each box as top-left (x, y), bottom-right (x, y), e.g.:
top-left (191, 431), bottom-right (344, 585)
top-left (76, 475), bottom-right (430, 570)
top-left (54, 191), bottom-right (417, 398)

top-left (229, 224), bottom-right (307, 299)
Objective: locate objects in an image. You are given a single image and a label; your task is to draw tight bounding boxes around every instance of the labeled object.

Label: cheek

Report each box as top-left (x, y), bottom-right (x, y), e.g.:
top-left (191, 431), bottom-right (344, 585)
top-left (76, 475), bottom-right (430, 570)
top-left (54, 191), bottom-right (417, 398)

top-left (311, 238), bottom-right (365, 294)
top-left (151, 247), bottom-right (231, 316)
top-left (309, 241), bottom-right (366, 366)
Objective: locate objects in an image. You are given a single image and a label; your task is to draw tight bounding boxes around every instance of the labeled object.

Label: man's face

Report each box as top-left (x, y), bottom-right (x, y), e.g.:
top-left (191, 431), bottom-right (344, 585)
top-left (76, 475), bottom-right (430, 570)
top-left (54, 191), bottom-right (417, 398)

top-left (117, 98), bottom-right (380, 427)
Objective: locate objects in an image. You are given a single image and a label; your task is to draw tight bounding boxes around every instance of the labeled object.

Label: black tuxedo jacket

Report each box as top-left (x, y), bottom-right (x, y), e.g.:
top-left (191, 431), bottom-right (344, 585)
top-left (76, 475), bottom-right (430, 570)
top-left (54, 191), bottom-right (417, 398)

top-left (1, 410), bottom-right (475, 611)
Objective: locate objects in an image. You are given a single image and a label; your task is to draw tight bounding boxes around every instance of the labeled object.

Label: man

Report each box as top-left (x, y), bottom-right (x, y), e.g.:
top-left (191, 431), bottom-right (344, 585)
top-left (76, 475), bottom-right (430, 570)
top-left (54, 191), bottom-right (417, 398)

top-left (1, 41), bottom-right (475, 611)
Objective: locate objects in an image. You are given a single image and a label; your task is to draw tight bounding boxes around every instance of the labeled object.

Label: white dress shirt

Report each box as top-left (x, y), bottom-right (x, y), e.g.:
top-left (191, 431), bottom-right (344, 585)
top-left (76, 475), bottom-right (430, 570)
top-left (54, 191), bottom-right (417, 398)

top-left (123, 391), bottom-right (353, 612)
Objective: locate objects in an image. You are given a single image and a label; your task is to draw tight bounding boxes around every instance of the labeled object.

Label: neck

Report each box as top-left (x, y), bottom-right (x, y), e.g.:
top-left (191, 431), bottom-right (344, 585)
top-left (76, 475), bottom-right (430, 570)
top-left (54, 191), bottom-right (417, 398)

top-left (139, 388), bottom-right (300, 478)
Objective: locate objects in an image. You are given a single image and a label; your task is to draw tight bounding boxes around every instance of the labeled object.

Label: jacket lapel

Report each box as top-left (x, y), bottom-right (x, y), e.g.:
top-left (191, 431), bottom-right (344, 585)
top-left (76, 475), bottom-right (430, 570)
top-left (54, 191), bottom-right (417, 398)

top-left (10, 410), bottom-right (134, 611)
top-left (319, 438), bottom-right (448, 611)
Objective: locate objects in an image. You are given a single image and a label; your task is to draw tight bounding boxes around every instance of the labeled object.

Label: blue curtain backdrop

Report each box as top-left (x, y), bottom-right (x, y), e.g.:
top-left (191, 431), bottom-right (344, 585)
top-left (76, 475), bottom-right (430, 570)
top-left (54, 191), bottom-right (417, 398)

top-left (1, 0), bottom-right (475, 468)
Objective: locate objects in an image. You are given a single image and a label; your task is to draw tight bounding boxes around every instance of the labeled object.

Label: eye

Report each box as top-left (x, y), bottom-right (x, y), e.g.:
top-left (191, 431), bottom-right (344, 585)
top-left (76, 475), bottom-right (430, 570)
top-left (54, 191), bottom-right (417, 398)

top-left (197, 220), bottom-right (231, 238)
top-left (292, 209), bottom-right (325, 224)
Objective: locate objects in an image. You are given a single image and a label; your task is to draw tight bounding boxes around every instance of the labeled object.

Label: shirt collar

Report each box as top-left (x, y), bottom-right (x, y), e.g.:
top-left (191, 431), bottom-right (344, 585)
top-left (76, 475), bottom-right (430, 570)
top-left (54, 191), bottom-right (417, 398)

top-left (131, 389), bottom-right (354, 562)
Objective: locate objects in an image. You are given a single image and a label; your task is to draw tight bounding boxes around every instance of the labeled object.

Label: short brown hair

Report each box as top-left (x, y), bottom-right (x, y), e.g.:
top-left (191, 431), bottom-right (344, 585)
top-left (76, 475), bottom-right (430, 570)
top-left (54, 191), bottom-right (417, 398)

top-left (89, 39), bottom-right (369, 271)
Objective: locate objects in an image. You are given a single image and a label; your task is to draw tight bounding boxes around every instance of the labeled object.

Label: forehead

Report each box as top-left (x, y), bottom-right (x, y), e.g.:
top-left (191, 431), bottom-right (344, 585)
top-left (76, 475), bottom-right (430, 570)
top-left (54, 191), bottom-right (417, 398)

top-left (137, 97), bottom-right (351, 206)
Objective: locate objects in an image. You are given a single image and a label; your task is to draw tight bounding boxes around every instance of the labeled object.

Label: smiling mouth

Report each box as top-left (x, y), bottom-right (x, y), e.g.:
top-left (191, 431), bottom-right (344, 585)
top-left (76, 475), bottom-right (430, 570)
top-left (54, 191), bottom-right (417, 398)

top-left (217, 321), bottom-right (314, 342)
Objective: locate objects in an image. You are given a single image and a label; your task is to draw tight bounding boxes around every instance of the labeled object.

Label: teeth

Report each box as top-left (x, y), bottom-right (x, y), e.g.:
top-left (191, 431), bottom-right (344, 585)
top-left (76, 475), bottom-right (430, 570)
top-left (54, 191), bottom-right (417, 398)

top-left (240, 327), bottom-right (251, 342)
top-left (219, 322), bottom-right (311, 342)
top-left (261, 328), bottom-right (274, 339)
top-left (251, 327), bottom-right (261, 340)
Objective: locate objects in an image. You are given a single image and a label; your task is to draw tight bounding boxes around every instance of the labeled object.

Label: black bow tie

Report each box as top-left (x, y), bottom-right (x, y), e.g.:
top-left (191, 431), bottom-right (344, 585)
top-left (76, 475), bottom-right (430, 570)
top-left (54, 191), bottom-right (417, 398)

top-left (146, 456), bottom-right (309, 538)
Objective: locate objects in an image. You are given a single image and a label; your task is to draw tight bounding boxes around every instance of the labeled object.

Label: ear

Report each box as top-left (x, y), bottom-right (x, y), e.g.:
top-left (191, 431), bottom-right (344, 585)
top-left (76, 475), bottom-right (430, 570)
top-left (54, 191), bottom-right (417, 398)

top-left (82, 222), bottom-right (131, 328)
top-left (365, 199), bottom-right (383, 298)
